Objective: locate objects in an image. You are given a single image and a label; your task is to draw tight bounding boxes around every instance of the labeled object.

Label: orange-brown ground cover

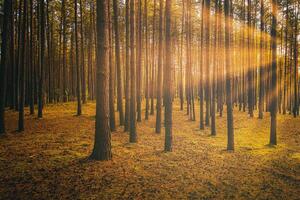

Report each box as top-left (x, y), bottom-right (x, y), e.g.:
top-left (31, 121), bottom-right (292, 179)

top-left (0, 101), bottom-right (299, 199)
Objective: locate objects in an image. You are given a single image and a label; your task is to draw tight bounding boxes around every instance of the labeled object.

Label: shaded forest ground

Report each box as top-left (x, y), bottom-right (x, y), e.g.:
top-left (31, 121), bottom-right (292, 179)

top-left (0, 101), bottom-right (299, 199)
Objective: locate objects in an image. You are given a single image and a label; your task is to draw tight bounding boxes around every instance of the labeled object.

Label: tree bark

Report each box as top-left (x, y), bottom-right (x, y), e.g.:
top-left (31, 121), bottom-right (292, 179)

top-left (155, 0), bottom-right (163, 134)
top-left (38, 0), bottom-right (45, 118)
top-left (0, 0), bottom-right (13, 134)
top-left (90, 0), bottom-right (112, 161)
top-left (270, 0), bottom-right (278, 145)
top-left (108, 1), bottom-right (116, 131)
top-left (113, 0), bottom-right (124, 125)
top-left (75, 0), bottom-right (82, 115)
top-left (258, 0), bottom-right (265, 119)
top-left (204, 0), bottom-right (211, 126)
top-left (130, 0), bottom-right (137, 143)
top-left (144, 0), bottom-right (149, 120)
top-left (124, 0), bottom-right (130, 132)
top-left (164, 0), bottom-right (172, 152)
top-left (225, 0), bottom-right (234, 150)
top-left (80, 0), bottom-right (87, 104)
top-left (18, 0), bottom-right (27, 131)
top-left (136, 0), bottom-right (142, 122)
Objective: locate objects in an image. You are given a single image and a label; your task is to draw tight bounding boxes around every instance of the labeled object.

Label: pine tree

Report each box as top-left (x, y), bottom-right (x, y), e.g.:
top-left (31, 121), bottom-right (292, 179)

top-left (124, 0), bottom-right (131, 132)
top-left (258, 0), bottom-right (265, 119)
top-left (113, 0), bottom-right (124, 125)
top-left (164, 0), bottom-right (172, 152)
top-left (130, 0), bottom-right (137, 143)
top-left (38, 0), bottom-right (45, 118)
top-left (224, 0), bottom-right (234, 150)
top-left (270, 0), bottom-right (278, 145)
top-left (0, 0), bottom-right (13, 134)
top-left (144, 0), bottom-right (150, 120)
top-left (75, 0), bottom-right (82, 115)
top-left (90, 0), bottom-right (112, 161)
top-left (155, 0), bottom-right (163, 134)
top-left (18, 0), bottom-right (27, 131)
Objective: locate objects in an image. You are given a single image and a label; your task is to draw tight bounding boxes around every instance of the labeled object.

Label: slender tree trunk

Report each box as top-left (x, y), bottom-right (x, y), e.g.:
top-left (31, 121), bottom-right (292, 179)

top-left (211, 0), bottom-right (219, 136)
top-left (293, 10), bottom-right (299, 117)
top-left (70, 26), bottom-right (75, 99)
top-left (75, 0), bottom-right (82, 115)
top-left (8, 2), bottom-right (15, 110)
top-left (124, 0), bottom-right (130, 131)
top-left (258, 0), bottom-right (265, 119)
top-left (130, 0), bottom-right (137, 142)
top-left (46, 0), bottom-right (52, 104)
top-left (185, 1), bottom-right (190, 117)
top-left (90, 0), bottom-right (112, 161)
top-left (15, 1), bottom-right (22, 111)
top-left (199, 0), bottom-right (204, 129)
top-left (225, 0), bottom-right (234, 150)
top-left (144, 0), bottom-right (150, 120)
top-left (164, 0), bottom-right (172, 152)
top-left (136, 0), bottom-right (142, 122)
top-left (242, 0), bottom-right (246, 112)
top-left (62, 0), bottom-right (67, 102)
top-left (0, 0), bottom-right (13, 134)
top-left (283, 1), bottom-right (289, 115)
top-left (108, 1), bottom-right (116, 131)
top-left (29, 0), bottom-right (34, 114)
top-left (247, 0), bottom-right (253, 118)
top-left (180, 1), bottom-right (184, 111)
top-left (150, 0), bottom-right (156, 116)
top-left (113, 0), bottom-right (124, 125)
top-left (38, 0), bottom-right (45, 118)
top-left (155, 0), bottom-right (163, 134)
top-left (80, 0), bottom-right (87, 104)
top-left (87, 1), bottom-right (94, 100)
top-left (270, 0), bottom-right (278, 145)
top-left (18, 0), bottom-right (27, 131)
top-left (204, 0), bottom-right (211, 126)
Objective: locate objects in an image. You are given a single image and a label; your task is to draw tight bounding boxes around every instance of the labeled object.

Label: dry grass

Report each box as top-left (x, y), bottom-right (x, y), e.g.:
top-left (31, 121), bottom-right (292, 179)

top-left (0, 101), bottom-right (299, 199)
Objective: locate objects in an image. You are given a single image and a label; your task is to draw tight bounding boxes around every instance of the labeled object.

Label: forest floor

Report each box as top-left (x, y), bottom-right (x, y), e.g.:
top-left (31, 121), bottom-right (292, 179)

top-left (0, 101), bottom-right (300, 200)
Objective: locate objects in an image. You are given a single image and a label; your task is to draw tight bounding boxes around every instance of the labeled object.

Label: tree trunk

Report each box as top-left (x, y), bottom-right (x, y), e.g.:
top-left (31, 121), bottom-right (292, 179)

top-left (258, 0), bottom-right (265, 119)
top-left (62, 0), bottom-right (67, 102)
top-left (29, 0), bottom-right (34, 114)
top-left (38, 0), bottom-right (45, 118)
top-left (136, 0), bottom-right (142, 122)
top-left (144, 0), bottom-right (149, 120)
top-left (199, 0), bottom-right (204, 129)
top-left (18, 0), bottom-right (27, 131)
top-left (0, 0), bottom-right (13, 134)
top-left (155, 0), bottom-right (163, 134)
top-left (225, 0), bottom-right (234, 150)
top-left (180, 1), bottom-right (184, 111)
top-left (80, 0), bottom-right (87, 104)
top-left (130, 0), bottom-right (137, 143)
top-left (150, 0), bottom-right (157, 116)
top-left (108, 1), bottom-right (116, 131)
top-left (164, 0), bottom-right (172, 152)
top-left (204, 0), bottom-right (211, 126)
top-left (124, 0), bottom-right (130, 132)
top-left (90, 0), bottom-right (112, 161)
top-left (247, 0), bottom-right (254, 118)
top-left (270, 0), bottom-right (278, 145)
top-left (293, 9), bottom-right (299, 117)
top-left (75, 0), bottom-right (82, 115)
top-left (113, 0), bottom-right (124, 125)
top-left (283, 1), bottom-right (289, 115)
top-left (211, 0), bottom-right (219, 136)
